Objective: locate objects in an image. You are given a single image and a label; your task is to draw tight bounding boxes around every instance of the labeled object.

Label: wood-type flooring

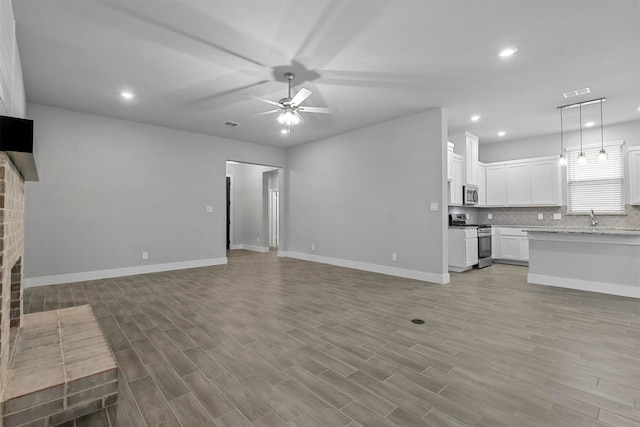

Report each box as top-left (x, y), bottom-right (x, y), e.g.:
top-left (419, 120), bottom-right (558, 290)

top-left (22, 250), bottom-right (640, 426)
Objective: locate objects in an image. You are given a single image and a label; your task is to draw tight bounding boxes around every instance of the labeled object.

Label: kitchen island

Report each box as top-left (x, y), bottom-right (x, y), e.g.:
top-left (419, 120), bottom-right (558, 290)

top-left (526, 228), bottom-right (640, 298)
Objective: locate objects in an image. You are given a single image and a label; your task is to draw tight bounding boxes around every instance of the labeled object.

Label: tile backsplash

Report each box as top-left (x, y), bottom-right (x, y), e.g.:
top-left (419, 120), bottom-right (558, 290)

top-left (449, 205), bottom-right (640, 229)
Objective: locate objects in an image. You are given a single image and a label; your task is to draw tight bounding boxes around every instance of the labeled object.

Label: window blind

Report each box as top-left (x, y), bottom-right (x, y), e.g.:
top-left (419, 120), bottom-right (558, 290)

top-left (566, 142), bottom-right (624, 214)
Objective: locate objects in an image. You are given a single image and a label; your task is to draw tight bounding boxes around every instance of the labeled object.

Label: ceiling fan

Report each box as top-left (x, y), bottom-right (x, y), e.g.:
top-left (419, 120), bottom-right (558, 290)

top-left (250, 72), bottom-right (332, 127)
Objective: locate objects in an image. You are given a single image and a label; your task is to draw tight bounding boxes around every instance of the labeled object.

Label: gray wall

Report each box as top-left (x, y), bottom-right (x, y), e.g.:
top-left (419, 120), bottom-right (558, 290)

top-left (285, 108), bottom-right (449, 281)
top-left (24, 104), bottom-right (285, 280)
top-left (226, 162), bottom-right (277, 249)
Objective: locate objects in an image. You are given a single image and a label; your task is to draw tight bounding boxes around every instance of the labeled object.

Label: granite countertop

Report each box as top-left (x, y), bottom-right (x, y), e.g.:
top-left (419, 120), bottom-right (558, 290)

top-left (521, 227), bottom-right (640, 236)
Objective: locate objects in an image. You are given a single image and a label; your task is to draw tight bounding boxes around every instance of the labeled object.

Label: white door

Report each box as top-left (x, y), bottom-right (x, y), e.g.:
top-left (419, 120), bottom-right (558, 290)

top-left (269, 190), bottom-right (279, 247)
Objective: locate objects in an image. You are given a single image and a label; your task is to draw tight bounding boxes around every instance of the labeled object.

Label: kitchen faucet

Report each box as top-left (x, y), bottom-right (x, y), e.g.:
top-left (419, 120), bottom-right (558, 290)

top-left (590, 209), bottom-right (598, 227)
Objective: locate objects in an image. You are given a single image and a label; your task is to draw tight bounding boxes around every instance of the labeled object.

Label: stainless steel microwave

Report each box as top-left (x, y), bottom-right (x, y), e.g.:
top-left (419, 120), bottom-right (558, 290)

top-left (463, 185), bottom-right (478, 205)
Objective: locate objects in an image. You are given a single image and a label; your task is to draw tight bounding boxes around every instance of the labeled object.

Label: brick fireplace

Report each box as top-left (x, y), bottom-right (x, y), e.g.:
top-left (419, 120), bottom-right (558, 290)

top-left (0, 153), bottom-right (25, 395)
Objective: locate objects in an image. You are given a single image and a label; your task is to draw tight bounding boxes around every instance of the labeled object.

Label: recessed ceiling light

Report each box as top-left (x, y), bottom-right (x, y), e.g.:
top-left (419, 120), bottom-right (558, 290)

top-left (497, 131), bottom-right (506, 137)
top-left (584, 121), bottom-right (595, 127)
top-left (637, 107), bottom-right (640, 111)
top-left (470, 115), bottom-right (481, 122)
top-left (498, 47), bottom-right (517, 57)
top-left (120, 90), bottom-right (134, 100)
top-left (280, 129), bottom-right (289, 134)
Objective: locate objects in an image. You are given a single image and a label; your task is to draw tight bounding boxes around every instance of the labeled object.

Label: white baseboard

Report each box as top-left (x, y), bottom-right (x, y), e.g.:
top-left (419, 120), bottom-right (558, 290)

top-left (24, 258), bottom-right (227, 288)
top-left (280, 251), bottom-right (450, 284)
top-left (527, 273), bottom-right (640, 299)
top-left (229, 245), bottom-right (269, 253)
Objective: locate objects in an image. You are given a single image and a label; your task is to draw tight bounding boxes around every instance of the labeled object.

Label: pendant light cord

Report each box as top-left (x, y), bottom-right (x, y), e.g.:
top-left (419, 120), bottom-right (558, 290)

top-left (600, 100), bottom-right (604, 150)
top-left (560, 108), bottom-right (564, 154)
top-left (579, 104), bottom-right (583, 154)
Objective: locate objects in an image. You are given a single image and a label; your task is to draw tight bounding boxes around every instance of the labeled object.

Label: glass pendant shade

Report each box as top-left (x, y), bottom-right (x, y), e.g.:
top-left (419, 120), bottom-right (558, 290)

top-left (576, 152), bottom-right (587, 165)
top-left (558, 155), bottom-right (566, 166)
top-left (277, 109), bottom-right (301, 127)
top-left (598, 149), bottom-right (608, 163)
top-left (597, 99), bottom-right (607, 163)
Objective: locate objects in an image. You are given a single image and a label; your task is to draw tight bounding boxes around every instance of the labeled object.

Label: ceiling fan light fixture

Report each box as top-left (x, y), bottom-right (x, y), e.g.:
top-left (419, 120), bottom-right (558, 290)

top-left (277, 108), bottom-right (301, 127)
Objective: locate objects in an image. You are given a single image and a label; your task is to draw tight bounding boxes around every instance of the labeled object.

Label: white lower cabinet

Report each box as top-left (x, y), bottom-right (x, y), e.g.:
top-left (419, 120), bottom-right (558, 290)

top-left (449, 228), bottom-right (478, 272)
top-left (629, 147), bottom-right (640, 205)
top-left (496, 228), bottom-right (528, 263)
top-left (491, 227), bottom-right (497, 258)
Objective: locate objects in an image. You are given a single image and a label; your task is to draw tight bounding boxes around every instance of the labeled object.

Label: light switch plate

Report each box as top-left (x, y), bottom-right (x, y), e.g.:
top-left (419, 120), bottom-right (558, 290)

top-left (206, 205), bottom-right (213, 213)
top-left (537, 213), bottom-right (543, 220)
top-left (487, 213), bottom-right (492, 220)
top-left (553, 213), bottom-right (562, 220)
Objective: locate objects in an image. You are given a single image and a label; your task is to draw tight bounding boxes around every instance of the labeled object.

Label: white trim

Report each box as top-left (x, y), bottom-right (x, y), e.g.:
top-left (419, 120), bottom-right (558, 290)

top-left (279, 251), bottom-right (450, 284)
top-left (527, 273), bottom-right (640, 299)
top-left (230, 245), bottom-right (269, 253)
top-left (565, 140), bottom-right (625, 152)
top-left (24, 258), bottom-right (227, 288)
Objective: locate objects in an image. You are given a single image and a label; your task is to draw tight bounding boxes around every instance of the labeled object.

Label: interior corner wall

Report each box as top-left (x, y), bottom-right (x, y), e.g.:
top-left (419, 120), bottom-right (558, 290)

top-left (23, 104), bottom-right (285, 286)
top-left (284, 109), bottom-right (449, 284)
top-left (226, 162), bottom-right (276, 250)
top-left (480, 120), bottom-right (640, 163)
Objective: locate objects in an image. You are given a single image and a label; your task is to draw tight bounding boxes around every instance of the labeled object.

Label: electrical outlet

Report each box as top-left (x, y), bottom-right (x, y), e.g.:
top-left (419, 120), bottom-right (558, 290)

top-left (537, 213), bottom-right (543, 220)
top-left (430, 202), bottom-right (438, 212)
top-left (553, 213), bottom-right (562, 220)
top-left (392, 253), bottom-right (397, 262)
top-left (142, 252), bottom-right (148, 260)
top-left (487, 213), bottom-right (492, 220)
top-left (311, 244), bottom-right (315, 251)
top-left (257, 238), bottom-right (260, 243)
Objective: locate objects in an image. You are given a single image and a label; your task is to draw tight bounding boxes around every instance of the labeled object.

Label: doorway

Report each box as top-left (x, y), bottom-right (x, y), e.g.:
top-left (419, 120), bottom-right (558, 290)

top-left (226, 176), bottom-right (231, 250)
top-left (225, 162), bottom-right (281, 253)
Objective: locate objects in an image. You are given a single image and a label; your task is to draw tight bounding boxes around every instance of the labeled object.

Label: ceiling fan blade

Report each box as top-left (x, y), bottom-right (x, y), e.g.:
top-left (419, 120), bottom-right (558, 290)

top-left (254, 109), bottom-right (282, 116)
top-left (290, 87), bottom-right (312, 106)
top-left (246, 94), bottom-right (282, 107)
top-left (298, 106), bottom-right (333, 114)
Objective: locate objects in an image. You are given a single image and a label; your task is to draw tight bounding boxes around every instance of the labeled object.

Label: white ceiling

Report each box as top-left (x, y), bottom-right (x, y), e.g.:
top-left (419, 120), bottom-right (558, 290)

top-left (12, 0), bottom-right (640, 148)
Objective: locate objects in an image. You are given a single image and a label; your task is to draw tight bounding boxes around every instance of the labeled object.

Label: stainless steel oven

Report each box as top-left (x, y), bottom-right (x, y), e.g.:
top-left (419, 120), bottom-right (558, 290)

top-left (476, 225), bottom-right (492, 268)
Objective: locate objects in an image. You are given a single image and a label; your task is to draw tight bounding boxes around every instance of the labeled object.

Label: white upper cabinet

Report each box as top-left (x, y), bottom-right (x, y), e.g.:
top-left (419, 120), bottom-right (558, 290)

top-left (506, 163), bottom-right (531, 205)
top-left (629, 147), bottom-right (640, 205)
top-left (530, 158), bottom-right (561, 205)
top-left (449, 153), bottom-right (464, 206)
top-left (477, 163), bottom-right (487, 207)
top-left (483, 156), bottom-right (561, 207)
top-left (447, 142), bottom-right (454, 182)
top-left (464, 132), bottom-right (479, 186)
top-left (485, 164), bottom-right (506, 206)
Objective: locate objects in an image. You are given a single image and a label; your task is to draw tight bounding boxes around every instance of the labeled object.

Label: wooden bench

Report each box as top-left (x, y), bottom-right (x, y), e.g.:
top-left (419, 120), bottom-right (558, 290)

top-left (2, 305), bottom-right (118, 427)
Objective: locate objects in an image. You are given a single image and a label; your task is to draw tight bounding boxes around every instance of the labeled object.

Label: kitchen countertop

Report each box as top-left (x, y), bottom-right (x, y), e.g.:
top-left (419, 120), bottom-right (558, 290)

top-left (522, 227), bottom-right (640, 236)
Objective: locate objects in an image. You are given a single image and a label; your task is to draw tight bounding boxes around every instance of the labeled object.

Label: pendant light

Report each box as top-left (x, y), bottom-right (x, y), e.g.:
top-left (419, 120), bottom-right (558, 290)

top-left (597, 99), bottom-right (607, 162)
top-left (558, 107), bottom-right (566, 166)
top-left (576, 103), bottom-right (587, 165)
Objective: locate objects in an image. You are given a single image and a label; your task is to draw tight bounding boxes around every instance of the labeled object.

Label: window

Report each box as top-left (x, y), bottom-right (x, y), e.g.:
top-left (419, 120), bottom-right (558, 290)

top-left (566, 141), bottom-right (624, 214)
